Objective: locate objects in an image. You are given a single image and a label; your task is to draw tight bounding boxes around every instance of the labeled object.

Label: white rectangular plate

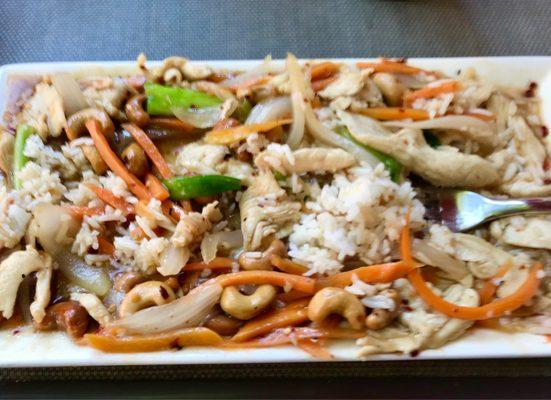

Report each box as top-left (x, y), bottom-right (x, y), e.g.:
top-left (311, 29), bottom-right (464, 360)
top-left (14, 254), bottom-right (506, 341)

top-left (0, 57), bottom-right (550, 367)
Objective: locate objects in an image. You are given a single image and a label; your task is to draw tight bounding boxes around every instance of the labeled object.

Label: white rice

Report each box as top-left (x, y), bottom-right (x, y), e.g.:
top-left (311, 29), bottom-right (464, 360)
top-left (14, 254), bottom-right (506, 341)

top-left (288, 163), bottom-right (424, 275)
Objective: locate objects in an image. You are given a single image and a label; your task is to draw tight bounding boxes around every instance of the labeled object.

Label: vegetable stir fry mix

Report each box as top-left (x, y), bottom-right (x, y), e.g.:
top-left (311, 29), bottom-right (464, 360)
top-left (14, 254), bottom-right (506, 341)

top-left (0, 54), bottom-right (549, 359)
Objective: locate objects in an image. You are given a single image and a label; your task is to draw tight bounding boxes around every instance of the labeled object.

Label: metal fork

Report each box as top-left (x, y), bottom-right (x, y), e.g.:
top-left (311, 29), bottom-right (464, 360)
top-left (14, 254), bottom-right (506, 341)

top-left (422, 190), bottom-right (551, 232)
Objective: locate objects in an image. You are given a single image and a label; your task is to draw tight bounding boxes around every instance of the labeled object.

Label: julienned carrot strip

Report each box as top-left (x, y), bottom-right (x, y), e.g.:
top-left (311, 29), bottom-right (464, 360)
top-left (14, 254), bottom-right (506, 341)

top-left (184, 257), bottom-right (236, 271)
top-left (357, 59), bottom-right (437, 76)
top-left (122, 123), bottom-right (173, 179)
top-left (66, 205), bottom-right (104, 217)
top-left (311, 75), bottom-right (338, 91)
top-left (231, 299), bottom-right (311, 342)
top-left (97, 236), bottom-right (115, 256)
top-left (216, 271), bottom-right (316, 294)
top-left (478, 261), bottom-right (514, 305)
top-left (145, 174), bottom-right (170, 201)
top-left (86, 120), bottom-right (151, 201)
top-left (315, 261), bottom-right (411, 289)
top-left (222, 327), bottom-right (322, 348)
top-left (296, 339), bottom-right (333, 360)
top-left (407, 263), bottom-right (543, 320)
top-left (403, 81), bottom-right (460, 106)
top-left (270, 255), bottom-right (309, 275)
top-left (310, 61), bottom-right (339, 81)
top-left (130, 226), bottom-right (146, 240)
top-left (86, 183), bottom-right (134, 214)
top-left (204, 119), bottom-right (293, 145)
top-left (275, 290), bottom-right (312, 303)
top-left (229, 75), bottom-right (269, 91)
top-left (400, 209), bottom-right (414, 266)
top-left (353, 107), bottom-right (429, 121)
top-left (84, 328), bottom-right (223, 353)
top-left (147, 117), bottom-right (195, 133)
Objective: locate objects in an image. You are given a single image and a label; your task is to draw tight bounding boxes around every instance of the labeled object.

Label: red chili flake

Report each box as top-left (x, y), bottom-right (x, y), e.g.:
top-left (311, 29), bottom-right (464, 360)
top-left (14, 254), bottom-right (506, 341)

top-left (541, 126), bottom-right (549, 138)
top-left (12, 328), bottom-right (21, 336)
top-left (402, 305), bottom-right (413, 312)
top-left (409, 349), bottom-right (420, 357)
top-left (524, 82), bottom-right (537, 98)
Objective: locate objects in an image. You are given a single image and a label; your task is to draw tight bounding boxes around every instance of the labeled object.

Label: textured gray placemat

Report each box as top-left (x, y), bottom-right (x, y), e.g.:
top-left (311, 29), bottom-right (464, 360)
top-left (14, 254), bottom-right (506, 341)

top-left (0, 0), bottom-right (550, 64)
top-left (1, 0), bottom-right (551, 385)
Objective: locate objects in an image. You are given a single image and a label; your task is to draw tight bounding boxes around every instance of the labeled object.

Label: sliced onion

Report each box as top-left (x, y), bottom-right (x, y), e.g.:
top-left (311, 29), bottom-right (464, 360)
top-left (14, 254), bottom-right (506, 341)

top-left (110, 280), bottom-right (223, 334)
top-left (201, 230), bottom-right (243, 263)
top-left (57, 252), bottom-right (112, 297)
top-left (172, 106), bottom-right (223, 129)
top-left (246, 97), bottom-right (292, 125)
top-left (304, 106), bottom-right (379, 167)
top-left (158, 245), bottom-right (190, 276)
top-left (383, 115), bottom-right (495, 147)
top-left (32, 204), bottom-right (81, 255)
top-left (51, 73), bottom-right (89, 116)
top-left (220, 55), bottom-right (275, 89)
top-left (412, 239), bottom-right (469, 281)
top-left (286, 54), bottom-right (307, 149)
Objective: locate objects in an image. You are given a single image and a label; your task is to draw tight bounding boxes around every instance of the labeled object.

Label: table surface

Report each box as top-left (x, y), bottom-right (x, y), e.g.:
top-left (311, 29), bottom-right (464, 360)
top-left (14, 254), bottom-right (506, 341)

top-left (1, 0), bottom-right (551, 398)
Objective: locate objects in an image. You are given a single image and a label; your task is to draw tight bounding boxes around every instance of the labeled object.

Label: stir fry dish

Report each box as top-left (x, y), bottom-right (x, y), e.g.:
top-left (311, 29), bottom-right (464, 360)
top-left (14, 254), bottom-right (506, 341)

top-left (0, 54), bottom-right (549, 359)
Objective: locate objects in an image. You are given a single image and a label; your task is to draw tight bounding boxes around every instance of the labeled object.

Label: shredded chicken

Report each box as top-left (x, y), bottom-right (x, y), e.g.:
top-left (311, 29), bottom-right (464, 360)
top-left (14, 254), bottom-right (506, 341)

top-left (70, 292), bottom-right (112, 327)
top-left (240, 172), bottom-right (301, 250)
top-left (82, 78), bottom-right (129, 120)
top-left (339, 110), bottom-right (500, 188)
top-left (255, 145), bottom-right (356, 175)
top-left (427, 225), bottom-right (512, 279)
top-left (496, 116), bottom-right (551, 196)
top-left (20, 83), bottom-right (66, 139)
top-left (359, 279), bottom-right (479, 356)
top-left (490, 216), bottom-right (551, 251)
top-left (318, 70), bottom-right (370, 99)
top-left (0, 246), bottom-right (52, 322)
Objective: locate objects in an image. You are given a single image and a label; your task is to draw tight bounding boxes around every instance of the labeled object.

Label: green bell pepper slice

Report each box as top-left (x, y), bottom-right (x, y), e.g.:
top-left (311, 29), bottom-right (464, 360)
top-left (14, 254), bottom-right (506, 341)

top-left (13, 124), bottom-right (36, 189)
top-left (336, 126), bottom-right (402, 182)
top-left (145, 83), bottom-right (223, 116)
top-left (163, 175), bottom-right (242, 200)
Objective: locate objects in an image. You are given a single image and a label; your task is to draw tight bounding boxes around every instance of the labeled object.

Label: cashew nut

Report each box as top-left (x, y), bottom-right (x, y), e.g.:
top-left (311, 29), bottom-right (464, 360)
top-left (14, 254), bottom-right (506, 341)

top-left (239, 239), bottom-right (287, 271)
top-left (81, 145), bottom-right (108, 175)
top-left (121, 142), bottom-right (149, 178)
top-left (220, 284), bottom-right (277, 320)
top-left (119, 281), bottom-right (176, 317)
top-left (125, 94), bottom-right (150, 127)
top-left (163, 68), bottom-right (183, 85)
top-left (366, 289), bottom-right (400, 330)
top-left (308, 287), bottom-right (366, 329)
top-left (114, 271), bottom-right (146, 292)
top-left (66, 108), bottom-right (115, 141)
top-left (34, 300), bottom-right (90, 338)
top-left (204, 313), bottom-right (242, 336)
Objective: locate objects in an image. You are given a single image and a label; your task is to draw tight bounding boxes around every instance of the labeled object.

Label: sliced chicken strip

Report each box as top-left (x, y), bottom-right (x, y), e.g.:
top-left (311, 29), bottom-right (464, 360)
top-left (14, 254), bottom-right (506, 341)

top-left (490, 216), bottom-right (551, 251)
top-left (240, 172), bottom-right (301, 250)
top-left (338, 110), bottom-right (499, 188)
top-left (318, 70), bottom-right (370, 99)
top-left (0, 246), bottom-right (52, 321)
top-left (497, 116), bottom-right (551, 197)
top-left (70, 292), bottom-right (112, 327)
top-left (255, 145), bottom-right (356, 175)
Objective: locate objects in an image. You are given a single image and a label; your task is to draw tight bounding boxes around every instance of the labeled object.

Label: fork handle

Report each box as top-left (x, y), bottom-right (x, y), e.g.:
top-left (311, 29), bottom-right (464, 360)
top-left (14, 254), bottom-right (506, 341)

top-left (490, 197), bottom-right (551, 218)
